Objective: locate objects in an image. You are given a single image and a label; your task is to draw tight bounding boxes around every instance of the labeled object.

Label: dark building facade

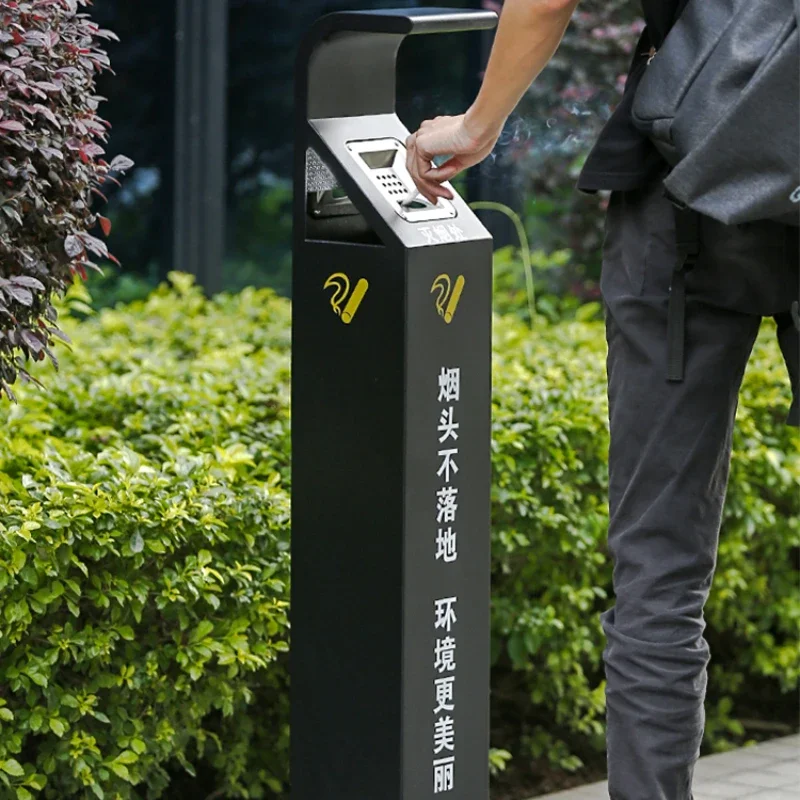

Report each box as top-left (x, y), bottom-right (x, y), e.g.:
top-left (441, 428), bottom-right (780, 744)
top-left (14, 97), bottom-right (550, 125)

top-left (94, 0), bottom-right (491, 299)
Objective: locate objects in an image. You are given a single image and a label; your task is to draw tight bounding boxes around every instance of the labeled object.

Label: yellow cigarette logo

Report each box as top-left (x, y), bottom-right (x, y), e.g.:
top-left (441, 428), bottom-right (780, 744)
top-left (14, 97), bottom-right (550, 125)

top-left (431, 274), bottom-right (465, 324)
top-left (324, 272), bottom-right (369, 324)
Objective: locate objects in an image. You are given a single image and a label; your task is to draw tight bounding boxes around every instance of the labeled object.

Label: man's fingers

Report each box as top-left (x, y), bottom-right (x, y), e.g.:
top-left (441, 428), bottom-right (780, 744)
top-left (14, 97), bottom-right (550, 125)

top-left (413, 169), bottom-right (449, 204)
top-left (414, 151), bottom-right (451, 201)
top-left (406, 129), bottom-right (455, 204)
top-left (419, 176), bottom-right (453, 203)
top-left (415, 174), bottom-right (448, 204)
top-left (406, 138), bottom-right (426, 196)
top-left (420, 116), bottom-right (445, 129)
top-left (405, 140), bottom-right (438, 203)
top-left (406, 135), bottom-right (415, 176)
top-left (414, 148), bottom-right (456, 201)
top-left (405, 111), bottom-right (495, 203)
top-left (426, 156), bottom-right (464, 182)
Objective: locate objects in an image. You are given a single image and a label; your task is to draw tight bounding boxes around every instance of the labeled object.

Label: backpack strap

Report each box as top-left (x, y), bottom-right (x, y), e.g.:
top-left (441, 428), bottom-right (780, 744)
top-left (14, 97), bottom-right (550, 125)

top-left (775, 308), bottom-right (800, 426)
top-left (667, 205), bottom-right (701, 382)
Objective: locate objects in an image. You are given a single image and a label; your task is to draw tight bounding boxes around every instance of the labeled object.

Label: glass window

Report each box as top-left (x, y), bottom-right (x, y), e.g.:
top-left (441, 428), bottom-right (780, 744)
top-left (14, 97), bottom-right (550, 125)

top-left (88, 1), bottom-right (177, 306)
top-left (225, 0), bottom-right (483, 296)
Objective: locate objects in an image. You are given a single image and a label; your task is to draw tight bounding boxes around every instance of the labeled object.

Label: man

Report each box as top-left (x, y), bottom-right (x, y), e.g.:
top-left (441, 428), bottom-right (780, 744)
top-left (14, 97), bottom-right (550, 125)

top-left (405, 1), bottom-right (800, 799)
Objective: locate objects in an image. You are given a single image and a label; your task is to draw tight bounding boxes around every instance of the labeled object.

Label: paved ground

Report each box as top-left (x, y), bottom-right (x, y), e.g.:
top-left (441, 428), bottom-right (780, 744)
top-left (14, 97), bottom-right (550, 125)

top-left (534, 735), bottom-right (799, 800)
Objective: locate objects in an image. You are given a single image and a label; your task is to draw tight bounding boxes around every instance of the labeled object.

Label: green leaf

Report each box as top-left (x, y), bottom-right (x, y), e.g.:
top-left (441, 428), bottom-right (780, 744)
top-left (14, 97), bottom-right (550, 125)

top-left (5, 600), bottom-right (28, 624)
top-left (190, 620), bottom-right (214, 643)
top-left (11, 550), bottom-right (26, 573)
top-left (117, 626), bottom-right (135, 641)
top-left (130, 738), bottom-right (146, 755)
top-left (109, 763), bottom-right (130, 781)
top-left (507, 634), bottom-right (527, 667)
top-left (26, 670), bottom-right (47, 688)
top-left (16, 788), bottom-right (32, 800)
top-left (1, 760), bottom-right (24, 777)
top-left (130, 531), bottom-right (144, 554)
top-left (115, 750), bottom-right (138, 765)
top-left (48, 718), bottom-right (66, 737)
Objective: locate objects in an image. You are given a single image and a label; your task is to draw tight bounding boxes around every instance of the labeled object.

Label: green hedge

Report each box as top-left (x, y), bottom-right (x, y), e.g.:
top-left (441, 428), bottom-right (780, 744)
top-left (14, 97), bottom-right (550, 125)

top-left (0, 275), bottom-right (293, 800)
top-left (0, 275), bottom-right (796, 799)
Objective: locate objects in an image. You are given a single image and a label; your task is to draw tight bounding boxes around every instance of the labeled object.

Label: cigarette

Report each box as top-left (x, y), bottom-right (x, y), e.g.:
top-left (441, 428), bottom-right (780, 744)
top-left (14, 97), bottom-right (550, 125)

top-left (400, 185), bottom-right (421, 206)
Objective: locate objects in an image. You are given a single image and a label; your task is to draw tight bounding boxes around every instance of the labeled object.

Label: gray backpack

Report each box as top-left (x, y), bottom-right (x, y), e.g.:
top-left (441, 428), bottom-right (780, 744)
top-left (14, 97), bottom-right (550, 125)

top-left (631, 0), bottom-right (800, 227)
top-left (630, 0), bottom-right (799, 424)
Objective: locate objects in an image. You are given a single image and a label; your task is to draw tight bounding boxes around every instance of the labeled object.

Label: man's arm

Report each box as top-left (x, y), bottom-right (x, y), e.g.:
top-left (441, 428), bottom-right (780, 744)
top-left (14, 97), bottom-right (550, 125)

top-left (467, 0), bottom-right (581, 140)
top-left (406, 0), bottom-right (581, 203)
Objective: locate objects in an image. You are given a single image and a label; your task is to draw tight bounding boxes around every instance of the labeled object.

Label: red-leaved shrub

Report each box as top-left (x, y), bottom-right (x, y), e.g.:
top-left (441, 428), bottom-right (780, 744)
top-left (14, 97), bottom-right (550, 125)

top-left (0, 0), bottom-right (131, 399)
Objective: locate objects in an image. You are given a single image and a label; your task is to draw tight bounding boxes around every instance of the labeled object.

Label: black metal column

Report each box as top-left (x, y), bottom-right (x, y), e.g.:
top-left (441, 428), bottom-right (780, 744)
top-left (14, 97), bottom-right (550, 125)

top-left (292, 11), bottom-right (497, 799)
top-left (173, 0), bottom-right (228, 294)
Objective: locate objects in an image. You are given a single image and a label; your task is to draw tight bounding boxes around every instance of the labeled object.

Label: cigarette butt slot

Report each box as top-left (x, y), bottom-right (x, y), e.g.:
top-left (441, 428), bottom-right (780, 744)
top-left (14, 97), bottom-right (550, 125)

top-left (346, 138), bottom-right (458, 224)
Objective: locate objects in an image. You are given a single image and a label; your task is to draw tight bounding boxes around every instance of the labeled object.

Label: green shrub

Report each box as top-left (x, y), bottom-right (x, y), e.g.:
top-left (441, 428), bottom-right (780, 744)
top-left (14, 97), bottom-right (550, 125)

top-left (0, 274), bottom-right (292, 799)
top-left (489, 316), bottom-right (611, 772)
top-left (0, 274), bottom-right (796, 798)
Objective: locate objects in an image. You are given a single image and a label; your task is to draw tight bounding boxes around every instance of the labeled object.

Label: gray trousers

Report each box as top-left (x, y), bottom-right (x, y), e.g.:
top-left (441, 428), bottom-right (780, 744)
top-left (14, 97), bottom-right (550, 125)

top-left (599, 174), bottom-right (799, 800)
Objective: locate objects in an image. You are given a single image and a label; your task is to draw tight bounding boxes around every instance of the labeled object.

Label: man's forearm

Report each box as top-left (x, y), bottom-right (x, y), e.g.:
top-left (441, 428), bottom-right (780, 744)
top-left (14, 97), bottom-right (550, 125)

top-left (465, 0), bottom-right (581, 138)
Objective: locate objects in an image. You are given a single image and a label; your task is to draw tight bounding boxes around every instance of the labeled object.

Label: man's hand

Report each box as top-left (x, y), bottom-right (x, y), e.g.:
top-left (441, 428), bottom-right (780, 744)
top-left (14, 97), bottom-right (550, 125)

top-left (405, 114), bottom-right (501, 205)
top-left (404, 0), bottom-right (580, 205)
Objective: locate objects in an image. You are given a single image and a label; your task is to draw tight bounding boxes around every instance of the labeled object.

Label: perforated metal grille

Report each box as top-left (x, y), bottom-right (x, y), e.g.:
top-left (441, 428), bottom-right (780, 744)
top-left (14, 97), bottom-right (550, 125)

top-left (306, 147), bottom-right (339, 193)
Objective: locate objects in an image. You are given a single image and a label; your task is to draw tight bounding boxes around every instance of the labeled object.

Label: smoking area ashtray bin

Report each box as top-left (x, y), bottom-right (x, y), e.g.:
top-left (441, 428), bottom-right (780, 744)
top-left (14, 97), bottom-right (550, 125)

top-left (292, 8), bottom-right (498, 799)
